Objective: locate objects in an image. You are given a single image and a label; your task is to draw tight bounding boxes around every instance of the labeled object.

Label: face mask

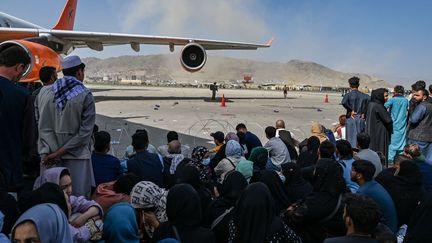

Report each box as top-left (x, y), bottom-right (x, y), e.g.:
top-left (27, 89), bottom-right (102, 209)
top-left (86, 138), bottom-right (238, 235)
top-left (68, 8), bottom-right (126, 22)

top-left (202, 158), bottom-right (211, 166)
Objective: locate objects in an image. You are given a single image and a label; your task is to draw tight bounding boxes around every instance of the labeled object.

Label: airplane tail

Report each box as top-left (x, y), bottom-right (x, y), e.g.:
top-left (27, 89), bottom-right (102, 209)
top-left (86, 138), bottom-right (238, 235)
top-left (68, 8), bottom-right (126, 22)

top-left (53, 0), bottom-right (78, 30)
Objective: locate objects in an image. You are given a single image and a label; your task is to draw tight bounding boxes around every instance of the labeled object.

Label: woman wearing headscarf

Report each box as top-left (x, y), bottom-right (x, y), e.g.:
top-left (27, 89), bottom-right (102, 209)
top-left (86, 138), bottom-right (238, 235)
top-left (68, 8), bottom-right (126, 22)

top-left (281, 163), bottom-right (313, 203)
top-left (249, 146), bottom-right (269, 183)
top-left (204, 171), bottom-right (248, 243)
top-left (175, 165), bottom-right (213, 214)
top-left (33, 167), bottom-right (103, 242)
top-left (209, 132), bottom-right (240, 169)
top-left (103, 202), bottom-right (140, 243)
top-left (403, 193), bottom-right (432, 243)
top-left (284, 159), bottom-right (348, 243)
top-left (259, 170), bottom-right (291, 214)
top-left (153, 184), bottom-right (215, 243)
top-left (215, 140), bottom-right (245, 182)
top-left (375, 160), bottom-right (424, 226)
top-left (310, 122), bottom-right (328, 143)
top-left (189, 146), bottom-right (213, 185)
top-left (297, 136), bottom-right (320, 169)
top-left (12, 203), bottom-right (73, 243)
top-left (227, 182), bottom-right (301, 243)
top-left (130, 181), bottom-right (168, 241)
top-left (365, 88), bottom-right (392, 164)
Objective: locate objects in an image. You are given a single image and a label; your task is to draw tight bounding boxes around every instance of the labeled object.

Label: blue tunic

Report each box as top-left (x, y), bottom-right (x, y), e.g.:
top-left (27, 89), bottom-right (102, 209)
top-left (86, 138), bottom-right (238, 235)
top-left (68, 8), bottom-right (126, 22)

top-left (384, 96), bottom-right (409, 161)
top-left (341, 90), bottom-right (370, 147)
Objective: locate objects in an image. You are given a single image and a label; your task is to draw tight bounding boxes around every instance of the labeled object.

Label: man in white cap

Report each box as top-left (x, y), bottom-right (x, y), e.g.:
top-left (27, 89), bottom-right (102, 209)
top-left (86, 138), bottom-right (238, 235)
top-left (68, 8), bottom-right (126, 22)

top-left (35, 55), bottom-right (96, 197)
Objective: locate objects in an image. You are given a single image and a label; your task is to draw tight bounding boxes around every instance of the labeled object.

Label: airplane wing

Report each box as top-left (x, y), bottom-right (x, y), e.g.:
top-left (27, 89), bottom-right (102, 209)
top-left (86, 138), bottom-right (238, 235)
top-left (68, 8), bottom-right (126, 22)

top-left (0, 28), bottom-right (273, 51)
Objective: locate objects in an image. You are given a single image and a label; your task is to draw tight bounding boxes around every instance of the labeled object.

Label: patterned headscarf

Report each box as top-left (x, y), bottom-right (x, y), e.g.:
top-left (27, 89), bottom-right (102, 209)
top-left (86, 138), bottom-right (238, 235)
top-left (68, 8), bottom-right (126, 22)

top-left (130, 181), bottom-right (168, 237)
top-left (190, 146), bottom-right (213, 184)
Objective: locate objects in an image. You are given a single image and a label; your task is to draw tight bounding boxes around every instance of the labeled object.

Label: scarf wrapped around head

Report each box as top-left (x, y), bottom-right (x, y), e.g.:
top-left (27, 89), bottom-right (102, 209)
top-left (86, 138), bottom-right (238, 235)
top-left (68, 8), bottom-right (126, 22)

top-left (249, 147), bottom-right (269, 170)
top-left (311, 122), bottom-right (328, 143)
top-left (225, 140), bottom-right (242, 158)
top-left (52, 76), bottom-right (89, 110)
top-left (130, 181), bottom-right (168, 237)
top-left (190, 146), bottom-right (213, 183)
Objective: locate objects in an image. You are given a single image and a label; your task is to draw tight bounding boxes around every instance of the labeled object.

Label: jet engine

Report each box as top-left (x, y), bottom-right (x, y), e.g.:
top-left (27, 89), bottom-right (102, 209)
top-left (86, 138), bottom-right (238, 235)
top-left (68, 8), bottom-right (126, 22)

top-left (0, 40), bottom-right (62, 82)
top-left (180, 43), bottom-right (207, 72)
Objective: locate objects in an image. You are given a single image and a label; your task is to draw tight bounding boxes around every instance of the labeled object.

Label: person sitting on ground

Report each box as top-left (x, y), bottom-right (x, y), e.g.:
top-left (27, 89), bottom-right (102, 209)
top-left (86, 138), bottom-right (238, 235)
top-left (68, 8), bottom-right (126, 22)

top-left (296, 136), bottom-right (320, 169)
top-left (158, 131), bottom-right (191, 158)
top-left (103, 202), bottom-right (140, 243)
top-left (33, 167), bottom-right (103, 242)
top-left (402, 144), bottom-right (432, 192)
top-left (227, 182), bottom-right (302, 243)
top-left (163, 140), bottom-right (189, 188)
top-left (175, 165), bottom-right (213, 214)
top-left (127, 131), bottom-right (164, 188)
top-left (92, 173), bottom-right (139, 213)
top-left (259, 170), bottom-right (291, 214)
top-left (351, 160), bottom-right (398, 232)
top-left (336, 139), bottom-right (359, 192)
top-left (354, 133), bottom-right (383, 177)
top-left (264, 126), bottom-right (291, 170)
top-left (301, 140), bottom-right (336, 184)
top-left (403, 193), bottom-right (432, 243)
top-left (311, 122), bottom-right (329, 143)
top-left (275, 119), bottom-right (299, 161)
top-left (236, 123), bottom-right (262, 159)
top-left (153, 184), bottom-right (216, 243)
top-left (375, 160), bottom-right (425, 227)
top-left (204, 171), bottom-right (248, 243)
top-left (209, 132), bottom-right (240, 169)
top-left (323, 194), bottom-right (381, 243)
top-left (249, 146), bottom-right (269, 183)
top-left (332, 115), bottom-right (347, 141)
top-left (215, 140), bottom-right (246, 182)
top-left (130, 181), bottom-right (169, 241)
top-left (209, 131), bottom-right (225, 155)
top-left (281, 163), bottom-right (313, 203)
top-left (12, 204), bottom-right (73, 243)
top-left (284, 158), bottom-right (348, 243)
top-left (91, 131), bottom-right (122, 186)
top-left (124, 129), bottom-right (160, 159)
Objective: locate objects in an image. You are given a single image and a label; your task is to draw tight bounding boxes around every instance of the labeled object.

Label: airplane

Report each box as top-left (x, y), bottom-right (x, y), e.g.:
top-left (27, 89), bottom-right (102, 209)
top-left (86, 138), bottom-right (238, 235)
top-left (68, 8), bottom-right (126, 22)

top-left (0, 0), bottom-right (272, 82)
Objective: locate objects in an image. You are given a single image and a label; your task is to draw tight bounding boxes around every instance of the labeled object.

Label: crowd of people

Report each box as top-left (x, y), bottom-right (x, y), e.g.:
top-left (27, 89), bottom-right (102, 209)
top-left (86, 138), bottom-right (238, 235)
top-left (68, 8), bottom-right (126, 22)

top-left (1, 44), bottom-right (432, 243)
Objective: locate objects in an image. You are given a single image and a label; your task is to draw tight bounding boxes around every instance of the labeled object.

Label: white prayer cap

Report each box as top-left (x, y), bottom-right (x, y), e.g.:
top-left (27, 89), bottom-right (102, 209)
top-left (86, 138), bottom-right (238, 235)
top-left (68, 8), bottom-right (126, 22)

top-left (62, 55), bottom-right (83, 69)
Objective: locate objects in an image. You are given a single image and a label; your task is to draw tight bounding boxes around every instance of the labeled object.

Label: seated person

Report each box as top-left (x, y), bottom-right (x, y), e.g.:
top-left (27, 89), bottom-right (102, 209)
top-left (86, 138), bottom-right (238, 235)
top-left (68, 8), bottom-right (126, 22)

top-left (209, 131), bottom-right (225, 154)
top-left (324, 194), bottom-right (381, 243)
top-left (158, 131), bottom-right (191, 158)
top-left (127, 131), bottom-right (164, 187)
top-left (91, 131), bottom-right (122, 186)
top-left (12, 204), bottom-right (73, 243)
top-left (33, 167), bottom-right (103, 242)
top-left (163, 140), bottom-right (189, 188)
top-left (92, 173), bottom-right (140, 213)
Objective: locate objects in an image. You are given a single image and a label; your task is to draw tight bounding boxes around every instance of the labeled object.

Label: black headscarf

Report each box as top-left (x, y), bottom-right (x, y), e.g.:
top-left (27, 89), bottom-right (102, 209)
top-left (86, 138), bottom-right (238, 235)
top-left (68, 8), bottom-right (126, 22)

top-left (297, 136), bottom-right (320, 168)
top-left (370, 88), bottom-right (387, 105)
top-left (232, 182), bottom-right (281, 243)
top-left (259, 170), bottom-right (291, 213)
top-left (203, 171), bottom-right (247, 232)
top-left (18, 182), bottom-right (69, 219)
top-left (175, 165), bottom-right (212, 213)
top-left (404, 194), bottom-right (432, 243)
top-left (376, 160), bottom-right (424, 226)
top-left (281, 163), bottom-right (313, 202)
top-left (167, 183), bottom-right (202, 229)
top-left (312, 159), bottom-right (347, 196)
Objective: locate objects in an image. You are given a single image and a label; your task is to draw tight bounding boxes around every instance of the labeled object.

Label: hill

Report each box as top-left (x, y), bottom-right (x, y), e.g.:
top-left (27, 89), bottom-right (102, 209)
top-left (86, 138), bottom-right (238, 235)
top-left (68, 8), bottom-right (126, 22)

top-left (82, 54), bottom-right (388, 88)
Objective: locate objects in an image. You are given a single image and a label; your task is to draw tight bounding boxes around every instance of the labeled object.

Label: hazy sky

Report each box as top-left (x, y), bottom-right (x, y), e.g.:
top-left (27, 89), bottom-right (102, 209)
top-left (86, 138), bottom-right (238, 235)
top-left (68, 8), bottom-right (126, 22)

top-left (3, 0), bottom-right (432, 84)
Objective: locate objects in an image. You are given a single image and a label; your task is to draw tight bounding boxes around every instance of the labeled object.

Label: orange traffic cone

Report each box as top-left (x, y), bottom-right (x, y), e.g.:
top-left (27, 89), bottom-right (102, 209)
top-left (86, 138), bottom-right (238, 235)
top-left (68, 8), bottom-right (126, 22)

top-left (325, 94), bottom-right (329, 103)
top-left (221, 94), bottom-right (226, 107)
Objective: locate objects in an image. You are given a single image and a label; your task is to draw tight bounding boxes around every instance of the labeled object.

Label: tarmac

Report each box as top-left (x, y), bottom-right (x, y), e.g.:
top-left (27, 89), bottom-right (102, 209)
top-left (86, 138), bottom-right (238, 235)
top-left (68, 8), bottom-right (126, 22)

top-left (90, 84), bottom-right (346, 158)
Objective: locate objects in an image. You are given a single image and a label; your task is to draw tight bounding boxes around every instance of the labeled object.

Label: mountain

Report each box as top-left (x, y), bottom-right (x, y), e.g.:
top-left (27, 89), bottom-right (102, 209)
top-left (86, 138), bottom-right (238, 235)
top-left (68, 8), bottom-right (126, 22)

top-left (82, 54), bottom-right (389, 88)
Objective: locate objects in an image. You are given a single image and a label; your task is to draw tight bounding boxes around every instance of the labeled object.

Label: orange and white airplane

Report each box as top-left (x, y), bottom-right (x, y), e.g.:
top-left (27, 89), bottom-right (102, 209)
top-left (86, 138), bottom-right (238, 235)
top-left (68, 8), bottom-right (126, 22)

top-left (0, 0), bottom-right (272, 82)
